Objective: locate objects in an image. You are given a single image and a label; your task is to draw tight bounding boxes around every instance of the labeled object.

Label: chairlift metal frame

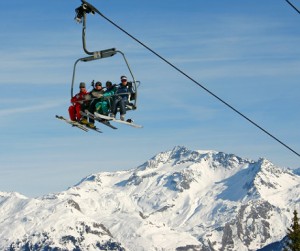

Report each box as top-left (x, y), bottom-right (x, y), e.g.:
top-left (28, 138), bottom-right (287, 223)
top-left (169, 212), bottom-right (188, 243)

top-left (71, 1), bottom-right (139, 109)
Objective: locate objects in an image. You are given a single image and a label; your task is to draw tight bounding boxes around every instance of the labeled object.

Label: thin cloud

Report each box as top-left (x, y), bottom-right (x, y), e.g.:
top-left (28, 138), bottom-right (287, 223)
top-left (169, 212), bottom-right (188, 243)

top-left (0, 100), bottom-right (65, 117)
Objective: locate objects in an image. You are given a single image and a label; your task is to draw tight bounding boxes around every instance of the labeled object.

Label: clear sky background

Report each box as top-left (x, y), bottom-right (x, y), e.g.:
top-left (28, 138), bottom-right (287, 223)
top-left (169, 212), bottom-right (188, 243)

top-left (0, 0), bottom-right (300, 197)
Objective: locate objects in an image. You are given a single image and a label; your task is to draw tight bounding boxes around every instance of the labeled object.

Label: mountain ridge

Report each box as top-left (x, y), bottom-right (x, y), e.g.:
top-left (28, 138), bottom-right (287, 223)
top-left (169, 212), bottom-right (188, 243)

top-left (1, 146), bottom-right (299, 251)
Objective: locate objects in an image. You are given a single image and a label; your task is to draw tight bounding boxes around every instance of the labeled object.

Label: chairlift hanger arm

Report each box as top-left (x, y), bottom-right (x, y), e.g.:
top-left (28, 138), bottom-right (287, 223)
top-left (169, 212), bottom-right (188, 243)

top-left (116, 51), bottom-right (136, 84)
top-left (74, 0), bottom-right (136, 77)
top-left (75, 1), bottom-right (101, 55)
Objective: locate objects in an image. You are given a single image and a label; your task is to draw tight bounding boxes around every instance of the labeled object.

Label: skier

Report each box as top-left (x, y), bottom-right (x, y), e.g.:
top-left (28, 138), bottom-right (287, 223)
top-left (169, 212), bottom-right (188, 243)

top-left (87, 81), bottom-right (104, 128)
top-left (95, 81), bottom-right (116, 116)
top-left (111, 76), bottom-right (133, 121)
top-left (68, 82), bottom-right (89, 123)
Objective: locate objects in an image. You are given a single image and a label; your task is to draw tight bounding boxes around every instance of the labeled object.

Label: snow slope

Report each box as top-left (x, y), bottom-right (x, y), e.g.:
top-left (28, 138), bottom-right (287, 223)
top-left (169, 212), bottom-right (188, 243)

top-left (1, 146), bottom-right (299, 251)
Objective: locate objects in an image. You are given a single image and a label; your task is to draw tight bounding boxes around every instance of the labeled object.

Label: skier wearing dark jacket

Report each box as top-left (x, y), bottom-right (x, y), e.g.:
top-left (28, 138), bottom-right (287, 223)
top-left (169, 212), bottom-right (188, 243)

top-left (111, 76), bottom-right (133, 121)
top-left (88, 81), bottom-right (104, 125)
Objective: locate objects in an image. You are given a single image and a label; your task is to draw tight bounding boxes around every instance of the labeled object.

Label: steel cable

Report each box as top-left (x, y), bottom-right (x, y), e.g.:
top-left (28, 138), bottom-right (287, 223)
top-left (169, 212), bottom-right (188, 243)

top-left (87, 4), bottom-right (300, 158)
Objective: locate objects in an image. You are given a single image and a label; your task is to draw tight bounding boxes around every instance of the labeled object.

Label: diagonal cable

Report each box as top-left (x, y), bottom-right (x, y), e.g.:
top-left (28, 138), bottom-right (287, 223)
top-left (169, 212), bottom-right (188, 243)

top-left (285, 0), bottom-right (300, 14)
top-left (88, 3), bottom-right (300, 158)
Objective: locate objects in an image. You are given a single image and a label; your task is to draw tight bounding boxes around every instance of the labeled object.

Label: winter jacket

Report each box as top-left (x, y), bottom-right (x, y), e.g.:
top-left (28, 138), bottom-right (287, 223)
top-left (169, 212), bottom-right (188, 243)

top-left (115, 83), bottom-right (133, 100)
top-left (103, 86), bottom-right (116, 98)
top-left (89, 88), bottom-right (104, 100)
top-left (70, 90), bottom-right (89, 105)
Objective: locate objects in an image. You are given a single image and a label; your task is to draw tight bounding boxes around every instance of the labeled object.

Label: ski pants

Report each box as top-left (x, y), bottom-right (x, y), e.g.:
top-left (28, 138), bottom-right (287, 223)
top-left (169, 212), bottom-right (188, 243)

top-left (88, 99), bottom-right (101, 123)
top-left (68, 103), bottom-right (85, 121)
top-left (111, 97), bottom-right (128, 116)
top-left (95, 101), bottom-right (108, 115)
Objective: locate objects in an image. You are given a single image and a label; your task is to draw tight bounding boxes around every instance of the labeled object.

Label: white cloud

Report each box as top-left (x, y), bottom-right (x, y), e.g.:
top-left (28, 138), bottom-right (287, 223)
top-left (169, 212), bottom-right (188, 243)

top-left (0, 100), bottom-right (65, 117)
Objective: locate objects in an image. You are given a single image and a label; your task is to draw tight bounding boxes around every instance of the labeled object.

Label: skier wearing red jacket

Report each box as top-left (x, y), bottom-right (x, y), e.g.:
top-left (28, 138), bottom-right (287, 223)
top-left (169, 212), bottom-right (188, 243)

top-left (68, 82), bottom-right (89, 123)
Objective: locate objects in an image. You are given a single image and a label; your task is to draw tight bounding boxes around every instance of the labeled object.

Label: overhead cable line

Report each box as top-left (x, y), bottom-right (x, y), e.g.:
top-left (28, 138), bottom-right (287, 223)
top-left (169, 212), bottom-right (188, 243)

top-left (285, 0), bottom-right (300, 14)
top-left (80, 1), bottom-right (300, 158)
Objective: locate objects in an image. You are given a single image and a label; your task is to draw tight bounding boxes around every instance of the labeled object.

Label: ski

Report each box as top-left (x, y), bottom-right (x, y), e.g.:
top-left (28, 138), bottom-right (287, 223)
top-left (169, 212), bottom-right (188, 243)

top-left (55, 115), bottom-right (102, 133)
top-left (94, 112), bottom-right (143, 128)
top-left (80, 111), bottom-right (118, 130)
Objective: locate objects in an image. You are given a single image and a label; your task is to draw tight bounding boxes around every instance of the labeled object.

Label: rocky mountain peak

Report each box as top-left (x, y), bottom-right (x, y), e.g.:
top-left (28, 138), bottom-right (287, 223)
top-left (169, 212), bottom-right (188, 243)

top-left (1, 146), bottom-right (299, 251)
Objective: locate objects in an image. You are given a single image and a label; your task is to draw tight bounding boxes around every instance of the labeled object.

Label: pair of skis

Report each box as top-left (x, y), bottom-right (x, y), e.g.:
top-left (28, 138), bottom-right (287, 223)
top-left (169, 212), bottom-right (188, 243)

top-left (81, 111), bottom-right (118, 130)
top-left (93, 112), bottom-right (143, 128)
top-left (81, 110), bottom-right (142, 129)
top-left (55, 115), bottom-right (102, 133)
top-left (56, 111), bottom-right (142, 133)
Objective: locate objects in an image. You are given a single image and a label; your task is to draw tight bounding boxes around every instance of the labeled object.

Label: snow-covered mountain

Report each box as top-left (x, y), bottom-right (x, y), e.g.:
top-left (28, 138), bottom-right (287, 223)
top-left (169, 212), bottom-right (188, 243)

top-left (1, 146), bottom-right (299, 251)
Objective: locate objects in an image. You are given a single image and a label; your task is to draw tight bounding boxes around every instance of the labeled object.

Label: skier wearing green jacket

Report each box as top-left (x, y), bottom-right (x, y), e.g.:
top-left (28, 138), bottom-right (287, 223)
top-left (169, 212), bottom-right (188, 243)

top-left (95, 81), bottom-right (116, 116)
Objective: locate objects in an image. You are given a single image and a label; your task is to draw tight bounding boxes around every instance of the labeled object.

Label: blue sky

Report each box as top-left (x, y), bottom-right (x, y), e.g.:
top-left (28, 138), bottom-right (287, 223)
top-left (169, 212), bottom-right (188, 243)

top-left (0, 0), bottom-right (300, 197)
